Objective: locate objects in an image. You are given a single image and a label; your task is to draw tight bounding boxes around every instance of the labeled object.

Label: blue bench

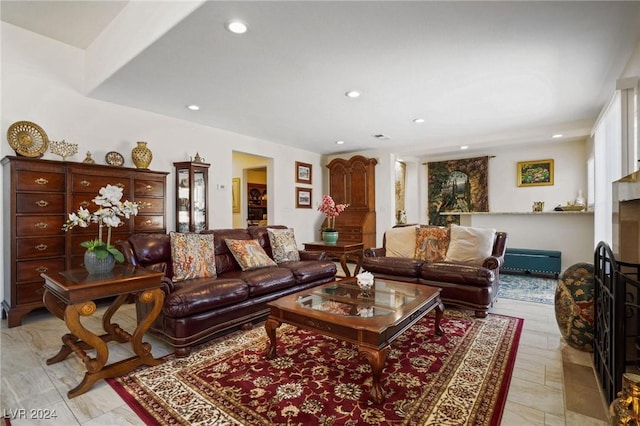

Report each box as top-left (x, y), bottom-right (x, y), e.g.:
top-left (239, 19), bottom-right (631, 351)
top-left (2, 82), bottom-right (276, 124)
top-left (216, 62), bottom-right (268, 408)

top-left (500, 248), bottom-right (562, 278)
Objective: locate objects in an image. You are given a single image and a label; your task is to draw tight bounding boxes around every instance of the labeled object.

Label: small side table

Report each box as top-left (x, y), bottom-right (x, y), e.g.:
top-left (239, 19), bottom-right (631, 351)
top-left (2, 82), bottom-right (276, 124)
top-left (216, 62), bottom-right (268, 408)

top-left (41, 265), bottom-right (165, 398)
top-left (303, 241), bottom-right (364, 277)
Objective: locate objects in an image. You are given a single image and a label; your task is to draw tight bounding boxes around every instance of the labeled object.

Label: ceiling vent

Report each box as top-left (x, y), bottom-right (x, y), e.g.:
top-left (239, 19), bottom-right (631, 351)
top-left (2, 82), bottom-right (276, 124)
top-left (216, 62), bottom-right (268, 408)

top-left (372, 134), bottom-right (390, 140)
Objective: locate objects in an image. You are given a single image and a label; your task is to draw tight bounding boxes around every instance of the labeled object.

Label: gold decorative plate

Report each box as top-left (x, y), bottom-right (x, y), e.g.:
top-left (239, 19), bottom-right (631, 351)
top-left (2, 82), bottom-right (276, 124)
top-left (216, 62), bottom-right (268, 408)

top-left (105, 151), bottom-right (125, 167)
top-left (7, 121), bottom-right (49, 157)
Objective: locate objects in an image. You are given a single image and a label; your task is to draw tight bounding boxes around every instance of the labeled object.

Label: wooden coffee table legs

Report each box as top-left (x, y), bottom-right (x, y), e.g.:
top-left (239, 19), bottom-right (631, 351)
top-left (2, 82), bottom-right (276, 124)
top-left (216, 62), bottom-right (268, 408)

top-left (264, 304), bottom-right (445, 404)
top-left (43, 288), bottom-right (164, 398)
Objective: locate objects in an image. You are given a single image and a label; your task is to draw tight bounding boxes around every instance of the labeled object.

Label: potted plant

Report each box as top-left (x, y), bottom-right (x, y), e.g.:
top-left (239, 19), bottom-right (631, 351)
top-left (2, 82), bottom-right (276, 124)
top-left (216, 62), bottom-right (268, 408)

top-left (317, 194), bottom-right (348, 245)
top-left (63, 184), bottom-right (141, 274)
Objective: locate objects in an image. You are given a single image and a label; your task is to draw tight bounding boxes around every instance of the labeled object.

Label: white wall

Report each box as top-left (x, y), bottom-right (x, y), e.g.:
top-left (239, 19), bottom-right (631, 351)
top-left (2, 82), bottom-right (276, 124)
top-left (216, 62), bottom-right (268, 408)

top-left (1, 23), bottom-right (326, 302)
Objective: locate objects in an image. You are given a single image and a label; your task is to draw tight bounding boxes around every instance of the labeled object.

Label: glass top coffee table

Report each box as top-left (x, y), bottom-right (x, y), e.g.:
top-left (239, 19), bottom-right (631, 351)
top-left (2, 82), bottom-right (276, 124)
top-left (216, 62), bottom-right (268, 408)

top-left (265, 277), bottom-right (444, 404)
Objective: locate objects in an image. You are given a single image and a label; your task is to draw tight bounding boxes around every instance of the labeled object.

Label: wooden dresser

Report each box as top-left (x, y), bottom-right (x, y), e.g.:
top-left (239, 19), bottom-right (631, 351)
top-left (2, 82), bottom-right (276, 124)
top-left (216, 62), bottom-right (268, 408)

top-left (326, 155), bottom-right (377, 249)
top-left (2, 156), bottom-right (168, 327)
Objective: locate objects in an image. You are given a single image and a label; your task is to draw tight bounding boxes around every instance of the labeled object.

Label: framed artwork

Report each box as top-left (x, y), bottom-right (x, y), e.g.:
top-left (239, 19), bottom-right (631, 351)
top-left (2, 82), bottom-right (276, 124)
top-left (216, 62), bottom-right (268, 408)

top-left (517, 159), bottom-right (554, 187)
top-left (295, 161), bottom-right (312, 184)
top-left (296, 187), bottom-right (312, 208)
top-left (232, 177), bottom-right (241, 213)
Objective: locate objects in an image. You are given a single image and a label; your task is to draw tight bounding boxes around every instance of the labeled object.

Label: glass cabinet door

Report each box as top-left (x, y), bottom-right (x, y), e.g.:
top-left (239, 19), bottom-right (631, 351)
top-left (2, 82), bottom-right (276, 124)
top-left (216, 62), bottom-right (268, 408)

top-left (193, 170), bottom-right (206, 232)
top-left (174, 161), bottom-right (210, 232)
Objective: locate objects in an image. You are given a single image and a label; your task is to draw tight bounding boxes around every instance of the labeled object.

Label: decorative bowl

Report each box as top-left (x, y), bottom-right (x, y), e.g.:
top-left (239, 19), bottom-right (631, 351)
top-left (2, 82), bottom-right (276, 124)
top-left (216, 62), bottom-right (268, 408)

top-left (356, 271), bottom-right (374, 291)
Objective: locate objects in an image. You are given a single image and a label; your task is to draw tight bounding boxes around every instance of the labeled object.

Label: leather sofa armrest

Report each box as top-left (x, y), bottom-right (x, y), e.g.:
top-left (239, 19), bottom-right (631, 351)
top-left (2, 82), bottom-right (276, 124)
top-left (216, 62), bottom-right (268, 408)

top-left (482, 256), bottom-right (502, 270)
top-left (299, 250), bottom-right (328, 261)
top-left (365, 248), bottom-right (386, 257)
top-left (116, 240), bottom-right (139, 267)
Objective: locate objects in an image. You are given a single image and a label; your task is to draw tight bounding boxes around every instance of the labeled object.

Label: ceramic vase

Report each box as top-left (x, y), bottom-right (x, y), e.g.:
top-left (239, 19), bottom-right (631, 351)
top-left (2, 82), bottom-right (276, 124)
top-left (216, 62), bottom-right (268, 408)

top-left (322, 231), bottom-right (339, 245)
top-left (84, 251), bottom-right (116, 274)
top-left (131, 141), bottom-right (153, 169)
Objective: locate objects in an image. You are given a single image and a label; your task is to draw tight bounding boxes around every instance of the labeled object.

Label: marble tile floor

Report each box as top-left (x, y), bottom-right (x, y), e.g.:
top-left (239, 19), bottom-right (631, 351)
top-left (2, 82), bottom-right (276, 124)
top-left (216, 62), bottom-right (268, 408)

top-left (1, 297), bottom-right (609, 425)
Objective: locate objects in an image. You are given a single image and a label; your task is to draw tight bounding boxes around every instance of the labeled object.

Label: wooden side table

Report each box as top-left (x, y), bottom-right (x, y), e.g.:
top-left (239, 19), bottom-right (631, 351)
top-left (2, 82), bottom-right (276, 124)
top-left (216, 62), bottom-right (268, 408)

top-left (41, 265), bottom-right (165, 398)
top-left (303, 241), bottom-right (364, 277)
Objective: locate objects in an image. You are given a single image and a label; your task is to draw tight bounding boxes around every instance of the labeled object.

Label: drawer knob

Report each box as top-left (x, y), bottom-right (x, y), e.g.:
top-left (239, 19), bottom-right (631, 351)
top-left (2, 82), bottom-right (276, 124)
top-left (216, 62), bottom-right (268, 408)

top-left (35, 244), bottom-right (48, 251)
top-left (35, 200), bottom-right (49, 207)
top-left (35, 266), bottom-right (48, 273)
top-left (80, 180), bottom-right (91, 187)
top-left (116, 183), bottom-right (125, 189)
top-left (145, 184), bottom-right (153, 191)
top-left (35, 222), bottom-right (48, 229)
top-left (145, 219), bottom-right (153, 225)
top-left (79, 201), bottom-right (90, 208)
top-left (35, 178), bottom-right (49, 185)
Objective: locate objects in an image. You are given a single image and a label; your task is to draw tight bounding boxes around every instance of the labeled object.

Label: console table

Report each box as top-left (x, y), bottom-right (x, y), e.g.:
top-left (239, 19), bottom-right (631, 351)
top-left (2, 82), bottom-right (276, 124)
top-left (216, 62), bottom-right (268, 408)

top-left (41, 265), bottom-right (165, 398)
top-left (303, 241), bottom-right (364, 277)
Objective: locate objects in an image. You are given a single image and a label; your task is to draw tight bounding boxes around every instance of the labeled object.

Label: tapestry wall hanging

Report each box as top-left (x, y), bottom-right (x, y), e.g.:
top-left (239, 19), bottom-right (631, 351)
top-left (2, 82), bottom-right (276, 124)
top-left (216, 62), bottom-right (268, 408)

top-left (427, 156), bottom-right (489, 226)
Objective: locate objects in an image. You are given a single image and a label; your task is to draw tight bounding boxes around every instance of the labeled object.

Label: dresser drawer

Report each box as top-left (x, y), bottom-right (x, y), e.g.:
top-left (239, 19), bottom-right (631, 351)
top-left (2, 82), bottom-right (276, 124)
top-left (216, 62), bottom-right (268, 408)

top-left (135, 179), bottom-right (165, 197)
top-left (16, 193), bottom-right (65, 213)
top-left (16, 170), bottom-right (65, 192)
top-left (134, 215), bottom-right (165, 231)
top-left (136, 197), bottom-right (164, 213)
top-left (71, 174), bottom-right (131, 194)
top-left (16, 281), bottom-right (46, 305)
top-left (16, 258), bottom-right (65, 282)
top-left (16, 216), bottom-right (65, 236)
top-left (17, 237), bottom-right (66, 258)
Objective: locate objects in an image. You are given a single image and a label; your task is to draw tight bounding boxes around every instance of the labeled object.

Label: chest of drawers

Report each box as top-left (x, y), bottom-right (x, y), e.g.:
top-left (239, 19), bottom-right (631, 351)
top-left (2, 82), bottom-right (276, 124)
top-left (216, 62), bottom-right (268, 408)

top-left (2, 156), bottom-right (168, 327)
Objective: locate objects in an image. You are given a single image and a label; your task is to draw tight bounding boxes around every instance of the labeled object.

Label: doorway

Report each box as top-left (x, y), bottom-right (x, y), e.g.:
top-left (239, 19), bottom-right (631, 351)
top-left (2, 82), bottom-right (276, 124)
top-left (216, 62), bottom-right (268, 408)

top-left (232, 152), bottom-right (271, 228)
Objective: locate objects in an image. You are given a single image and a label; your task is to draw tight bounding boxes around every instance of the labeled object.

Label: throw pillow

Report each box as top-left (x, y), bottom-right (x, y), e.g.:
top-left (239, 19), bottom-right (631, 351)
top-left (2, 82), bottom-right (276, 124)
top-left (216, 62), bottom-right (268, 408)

top-left (225, 239), bottom-right (277, 271)
top-left (267, 228), bottom-right (300, 263)
top-left (385, 225), bottom-right (419, 258)
top-left (414, 226), bottom-right (450, 262)
top-left (445, 225), bottom-right (496, 266)
top-left (170, 232), bottom-right (217, 282)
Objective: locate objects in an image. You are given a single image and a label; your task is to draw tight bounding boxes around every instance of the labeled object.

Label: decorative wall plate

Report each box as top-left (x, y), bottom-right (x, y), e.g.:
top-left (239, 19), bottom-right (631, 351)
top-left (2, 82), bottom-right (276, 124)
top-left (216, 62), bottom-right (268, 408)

top-left (7, 121), bottom-right (49, 157)
top-left (105, 151), bottom-right (125, 166)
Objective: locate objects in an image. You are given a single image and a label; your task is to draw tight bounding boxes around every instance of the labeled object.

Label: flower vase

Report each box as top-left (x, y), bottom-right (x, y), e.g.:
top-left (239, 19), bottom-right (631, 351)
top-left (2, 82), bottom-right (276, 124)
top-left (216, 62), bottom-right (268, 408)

top-left (131, 141), bottom-right (153, 169)
top-left (84, 250), bottom-right (116, 274)
top-left (322, 231), bottom-right (339, 245)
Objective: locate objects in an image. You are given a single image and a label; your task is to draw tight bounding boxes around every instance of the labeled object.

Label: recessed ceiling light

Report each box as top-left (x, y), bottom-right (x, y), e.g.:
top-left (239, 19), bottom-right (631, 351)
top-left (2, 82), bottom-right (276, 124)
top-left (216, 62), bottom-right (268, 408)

top-left (552, 133), bottom-right (564, 138)
top-left (225, 20), bottom-right (248, 34)
top-left (186, 104), bottom-right (200, 111)
top-left (345, 90), bottom-right (360, 98)
top-left (336, 140), bottom-right (345, 145)
top-left (460, 145), bottom-right (469, 150)
top-left (413, 118), bottom-right (425, 123)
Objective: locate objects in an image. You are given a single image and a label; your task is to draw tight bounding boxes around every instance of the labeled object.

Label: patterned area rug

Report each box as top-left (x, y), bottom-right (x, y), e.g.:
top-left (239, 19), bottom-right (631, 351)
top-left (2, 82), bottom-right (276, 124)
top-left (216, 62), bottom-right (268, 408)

top-left (109, 310), bottom-right (523, 425)
top-left (499, 273), bottom-right (557, 305)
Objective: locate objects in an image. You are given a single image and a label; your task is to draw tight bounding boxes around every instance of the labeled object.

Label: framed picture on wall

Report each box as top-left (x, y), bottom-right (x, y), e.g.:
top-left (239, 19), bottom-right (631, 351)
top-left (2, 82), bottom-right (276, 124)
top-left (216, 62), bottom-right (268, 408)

top-left (232, 177), bottom-right (241, 213)
top-left (517, 159), bottom-right (554, 187)
top-left (296, 187), bottom-right (312, 208)
top-left (295, 161), bottom-right (312, 184)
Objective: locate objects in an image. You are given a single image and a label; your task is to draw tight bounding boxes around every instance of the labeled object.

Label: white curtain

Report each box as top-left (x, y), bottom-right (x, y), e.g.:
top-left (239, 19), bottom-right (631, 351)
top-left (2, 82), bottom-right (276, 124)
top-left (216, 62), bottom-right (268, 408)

top-left (593, 91), bottom-right (622, 246)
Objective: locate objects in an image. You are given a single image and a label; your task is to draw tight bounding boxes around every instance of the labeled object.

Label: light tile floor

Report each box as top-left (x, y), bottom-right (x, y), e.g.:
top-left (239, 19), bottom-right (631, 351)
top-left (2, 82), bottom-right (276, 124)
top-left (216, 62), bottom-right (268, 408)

top-left (1, 289), bottom-right (609, 425)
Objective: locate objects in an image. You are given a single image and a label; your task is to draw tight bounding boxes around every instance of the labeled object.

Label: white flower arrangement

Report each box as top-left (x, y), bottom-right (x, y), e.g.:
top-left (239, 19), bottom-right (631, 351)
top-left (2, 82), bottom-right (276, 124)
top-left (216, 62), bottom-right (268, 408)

top-left (62, 184), bottom-right (141, 262)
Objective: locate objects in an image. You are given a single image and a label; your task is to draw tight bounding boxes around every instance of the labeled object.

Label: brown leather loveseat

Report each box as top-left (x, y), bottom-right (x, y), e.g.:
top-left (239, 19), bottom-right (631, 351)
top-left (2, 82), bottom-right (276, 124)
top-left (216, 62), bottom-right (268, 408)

top-left (118, 226), bottom-right (337, 356)
top-left (362, 225), bottom-right (508, 318)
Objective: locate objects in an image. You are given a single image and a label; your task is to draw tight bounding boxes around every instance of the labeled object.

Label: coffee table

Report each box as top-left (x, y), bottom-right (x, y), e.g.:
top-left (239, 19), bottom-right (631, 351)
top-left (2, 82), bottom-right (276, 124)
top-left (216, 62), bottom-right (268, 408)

top-left (265, 278), bottom-right (444, 404)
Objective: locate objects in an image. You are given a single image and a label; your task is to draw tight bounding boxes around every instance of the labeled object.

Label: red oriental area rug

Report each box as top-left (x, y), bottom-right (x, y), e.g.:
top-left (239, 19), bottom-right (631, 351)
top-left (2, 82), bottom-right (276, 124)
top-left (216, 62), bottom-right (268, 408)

top-left (108, 309), bottom-right (523, 425)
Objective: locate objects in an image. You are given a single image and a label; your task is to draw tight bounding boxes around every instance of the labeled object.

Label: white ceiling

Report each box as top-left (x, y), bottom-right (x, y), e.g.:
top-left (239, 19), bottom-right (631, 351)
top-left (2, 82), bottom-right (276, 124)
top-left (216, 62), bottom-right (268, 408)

top-left (2, 1), bottom-right (640, 156)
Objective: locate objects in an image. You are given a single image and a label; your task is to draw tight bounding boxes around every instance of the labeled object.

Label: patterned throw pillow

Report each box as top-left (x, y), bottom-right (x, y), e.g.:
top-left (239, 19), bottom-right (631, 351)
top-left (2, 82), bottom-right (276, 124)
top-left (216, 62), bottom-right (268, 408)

top-left (170, 232), bottom-right (217, 282)
top-left (414, 226), bottom-right (450, 262)
top-left (225, 239), bottom-right (277, 271)
top-left (445, 225), bottom-right (496, 266)
top-left (267, 228), bottom-right (300, 263)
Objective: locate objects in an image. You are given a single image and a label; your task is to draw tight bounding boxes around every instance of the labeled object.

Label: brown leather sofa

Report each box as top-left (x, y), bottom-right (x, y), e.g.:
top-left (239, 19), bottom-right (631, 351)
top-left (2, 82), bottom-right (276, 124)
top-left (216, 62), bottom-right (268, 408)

top-left (363, 229), bottom-right (508, 318)
top-left (117, 226), bottom-right (337, 356)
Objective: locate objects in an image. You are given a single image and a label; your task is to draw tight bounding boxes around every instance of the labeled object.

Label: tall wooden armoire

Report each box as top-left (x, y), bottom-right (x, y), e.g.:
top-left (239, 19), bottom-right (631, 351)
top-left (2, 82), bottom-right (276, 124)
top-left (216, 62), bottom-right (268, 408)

top-left (326, 155), bottom-right (377, 249)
